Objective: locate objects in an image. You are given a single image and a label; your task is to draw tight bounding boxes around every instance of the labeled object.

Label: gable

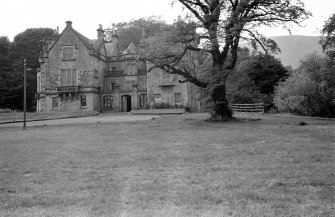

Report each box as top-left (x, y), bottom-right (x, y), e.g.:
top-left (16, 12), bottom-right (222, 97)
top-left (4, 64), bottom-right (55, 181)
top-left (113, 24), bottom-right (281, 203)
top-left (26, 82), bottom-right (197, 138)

top-left (47, 25), bottom-right (102, 58)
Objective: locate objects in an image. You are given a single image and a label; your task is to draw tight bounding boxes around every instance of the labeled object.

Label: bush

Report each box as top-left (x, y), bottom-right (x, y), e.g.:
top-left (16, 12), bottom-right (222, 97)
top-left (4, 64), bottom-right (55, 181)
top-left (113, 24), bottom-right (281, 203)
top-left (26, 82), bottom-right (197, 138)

top-left (274, 54), bottom-right (335, 118)
top-left (151, 103), bottom-right (184, 109)
top-left (184, 106), bottom-right (191, 113)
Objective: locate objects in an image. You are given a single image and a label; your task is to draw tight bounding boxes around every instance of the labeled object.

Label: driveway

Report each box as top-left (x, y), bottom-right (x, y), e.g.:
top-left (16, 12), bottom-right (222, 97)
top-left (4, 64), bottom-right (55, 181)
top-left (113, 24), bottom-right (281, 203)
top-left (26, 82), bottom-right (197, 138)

top-left (0, 113), bottom-right (159, 128)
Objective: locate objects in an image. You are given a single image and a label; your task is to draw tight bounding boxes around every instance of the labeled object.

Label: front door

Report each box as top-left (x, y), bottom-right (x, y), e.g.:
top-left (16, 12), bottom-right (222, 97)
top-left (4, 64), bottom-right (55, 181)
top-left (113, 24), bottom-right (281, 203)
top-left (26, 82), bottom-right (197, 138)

top-left (121, 95), bottom-right (132, 112)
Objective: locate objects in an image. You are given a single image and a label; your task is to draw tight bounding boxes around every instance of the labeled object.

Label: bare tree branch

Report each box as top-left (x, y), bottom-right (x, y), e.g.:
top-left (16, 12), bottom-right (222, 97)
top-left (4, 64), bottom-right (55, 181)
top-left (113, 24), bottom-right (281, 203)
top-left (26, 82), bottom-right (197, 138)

top-left (242, 28), bottom-right (269, 56)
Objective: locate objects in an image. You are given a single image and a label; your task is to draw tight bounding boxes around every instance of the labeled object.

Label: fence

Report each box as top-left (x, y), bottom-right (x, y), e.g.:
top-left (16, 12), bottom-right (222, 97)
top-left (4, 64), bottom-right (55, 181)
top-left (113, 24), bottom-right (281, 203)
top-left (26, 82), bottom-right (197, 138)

top-left (230, 103), bottom-right (264, 113)
top-left (0, 109), bottom-right (21, 113)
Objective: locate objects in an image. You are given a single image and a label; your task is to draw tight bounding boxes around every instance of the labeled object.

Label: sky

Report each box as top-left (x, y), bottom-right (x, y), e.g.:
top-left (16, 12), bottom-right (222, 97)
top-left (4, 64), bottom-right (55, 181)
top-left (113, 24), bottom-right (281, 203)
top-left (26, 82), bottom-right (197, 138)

top-left (1, 0), bottom-right (334, 42)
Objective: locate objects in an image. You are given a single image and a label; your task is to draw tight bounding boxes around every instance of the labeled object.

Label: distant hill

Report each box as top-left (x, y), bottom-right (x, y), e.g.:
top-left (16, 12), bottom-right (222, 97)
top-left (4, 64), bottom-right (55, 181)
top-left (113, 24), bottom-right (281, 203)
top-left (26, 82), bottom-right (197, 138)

top-left (241, 36), bottom-right (323, 69)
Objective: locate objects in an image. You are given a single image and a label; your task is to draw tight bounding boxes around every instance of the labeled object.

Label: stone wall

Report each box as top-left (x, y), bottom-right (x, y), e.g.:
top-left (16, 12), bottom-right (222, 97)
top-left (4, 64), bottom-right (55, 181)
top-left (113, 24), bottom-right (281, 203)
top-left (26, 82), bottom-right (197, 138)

top-left (39, 24), bottom-right (103, 112)
top-left (147, 66), bottom-right (189, 107)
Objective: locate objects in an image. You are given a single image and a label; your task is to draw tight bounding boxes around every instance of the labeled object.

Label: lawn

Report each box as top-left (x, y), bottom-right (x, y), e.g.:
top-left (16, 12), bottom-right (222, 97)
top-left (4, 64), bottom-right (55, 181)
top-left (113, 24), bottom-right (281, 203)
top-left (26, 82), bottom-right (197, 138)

top-left (0, 114), bottom-right (334, 217)
top-left (0, 111), bottom-right (98, 123)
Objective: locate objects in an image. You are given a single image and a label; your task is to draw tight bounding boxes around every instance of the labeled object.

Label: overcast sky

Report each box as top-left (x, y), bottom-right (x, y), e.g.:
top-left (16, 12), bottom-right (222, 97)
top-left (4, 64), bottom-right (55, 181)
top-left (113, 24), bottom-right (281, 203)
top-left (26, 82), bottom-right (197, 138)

top-left (1, 0), bottom-right (334, 41)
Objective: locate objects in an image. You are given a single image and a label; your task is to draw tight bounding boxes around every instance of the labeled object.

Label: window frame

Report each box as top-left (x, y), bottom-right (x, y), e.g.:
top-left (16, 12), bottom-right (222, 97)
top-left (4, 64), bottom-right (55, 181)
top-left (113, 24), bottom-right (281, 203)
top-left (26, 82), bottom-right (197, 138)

top-left (80, 94), bottom-right (87, 107)
top-left (110, 65), bottom-right (117, 71)
top-left (62, 46), bottom-right (76, 60)
top-left (60, 69), bottom-right (78, 86)
top-left (154, 94), bottom-right (162, 104)
top-left (174, 93), bottom-right (182, 105)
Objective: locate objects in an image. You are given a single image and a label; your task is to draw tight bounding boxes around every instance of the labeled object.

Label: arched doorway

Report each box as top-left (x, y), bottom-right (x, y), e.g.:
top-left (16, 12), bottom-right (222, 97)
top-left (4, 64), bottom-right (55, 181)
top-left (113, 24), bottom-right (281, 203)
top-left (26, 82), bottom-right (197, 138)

top-left (121, 95), bottom-right (132, 112)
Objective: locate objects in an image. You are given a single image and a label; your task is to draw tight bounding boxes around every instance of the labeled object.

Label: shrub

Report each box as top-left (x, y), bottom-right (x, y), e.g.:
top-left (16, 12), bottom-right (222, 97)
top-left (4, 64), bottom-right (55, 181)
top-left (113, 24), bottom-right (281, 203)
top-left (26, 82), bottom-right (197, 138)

top-left (151, 103), bottom-right (184, 109)
top-left (184, 106), bottom-right (191, 113)
top-left (274, 54), bottom-right (335, 118)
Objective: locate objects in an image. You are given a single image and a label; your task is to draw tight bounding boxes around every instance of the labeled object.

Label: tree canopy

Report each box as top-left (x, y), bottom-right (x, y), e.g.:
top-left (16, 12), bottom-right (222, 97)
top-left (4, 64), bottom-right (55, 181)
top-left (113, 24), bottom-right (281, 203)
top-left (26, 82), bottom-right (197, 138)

top-left (142, 0), bottom-right (311, 119)
top-left (227, 53), bottom-right (288, 106)
top-left (0, 28), bottom-right (54, 111)
top-left (321, 12), bottom-right (335, 59)
top-left (274, 53), bottom-right (335, 118)
top-left (106, 17), bottom-right (169, 50)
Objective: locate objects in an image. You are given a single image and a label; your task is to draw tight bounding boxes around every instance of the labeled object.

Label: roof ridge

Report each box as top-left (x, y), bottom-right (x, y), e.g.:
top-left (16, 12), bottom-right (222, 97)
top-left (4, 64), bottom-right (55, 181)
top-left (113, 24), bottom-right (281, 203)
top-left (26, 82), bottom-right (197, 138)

top-left (71, 28), bottom-right (94, 50)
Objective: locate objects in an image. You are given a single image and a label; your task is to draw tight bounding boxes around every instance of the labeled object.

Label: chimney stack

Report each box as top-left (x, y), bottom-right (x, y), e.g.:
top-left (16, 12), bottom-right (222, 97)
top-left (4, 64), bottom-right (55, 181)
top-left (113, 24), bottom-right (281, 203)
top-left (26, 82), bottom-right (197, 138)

top-left (97, 24), bottom-right (104, 42)
top-left (66, 21), bottom-right (72, 28)
top-left (111, 29), bottom-right (119, 44)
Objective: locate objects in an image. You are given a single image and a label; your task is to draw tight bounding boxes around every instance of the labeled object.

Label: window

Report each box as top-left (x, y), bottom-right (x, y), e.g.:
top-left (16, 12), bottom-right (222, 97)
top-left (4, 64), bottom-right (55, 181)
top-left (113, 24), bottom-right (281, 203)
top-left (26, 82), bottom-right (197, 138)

top-left (107, 64), bottom-right (117, 71)
top-left (154, 94), bottom-right (162, 104)
top-left (125, 63), bottom-right (136, 75)
top-left (111, 82), bottom-right (116, 90)
top-left (174, 93), bottom-right (182, 104)
top-left (60, 69), bottom-right (77, 86)
top-left (37, 74), bottom-right (41, 92)
top-left (110, 65), bottom-right (117, 71)
top-left (80, 94), bottom-right (86, 107)
top-left (62, 46), bottom-right (75, 60)
top-left (52, 97), bottom-right (59, 109)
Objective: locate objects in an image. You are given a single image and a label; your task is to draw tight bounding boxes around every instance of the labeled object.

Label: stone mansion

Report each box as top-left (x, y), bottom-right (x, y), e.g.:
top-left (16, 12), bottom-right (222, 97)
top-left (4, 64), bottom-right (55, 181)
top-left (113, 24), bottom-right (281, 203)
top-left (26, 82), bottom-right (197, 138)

top-left (36, 21), bottom-right (200, 113)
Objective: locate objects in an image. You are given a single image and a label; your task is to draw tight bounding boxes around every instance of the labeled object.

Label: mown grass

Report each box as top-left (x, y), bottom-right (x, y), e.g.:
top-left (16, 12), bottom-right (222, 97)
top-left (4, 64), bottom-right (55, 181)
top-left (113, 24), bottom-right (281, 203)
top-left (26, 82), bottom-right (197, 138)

top-left (0, 114), bottom-right (334, 216)
top-left (0, 111), bottom-right (98, 122)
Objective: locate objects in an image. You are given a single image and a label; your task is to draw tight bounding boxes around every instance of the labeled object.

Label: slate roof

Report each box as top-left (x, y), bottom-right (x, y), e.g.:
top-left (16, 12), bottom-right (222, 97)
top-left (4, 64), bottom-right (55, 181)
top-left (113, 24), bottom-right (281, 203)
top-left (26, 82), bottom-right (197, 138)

top-left (105, 41), bottom-right (120, 57)
top-left (122, 42), bottom-right (137, 55)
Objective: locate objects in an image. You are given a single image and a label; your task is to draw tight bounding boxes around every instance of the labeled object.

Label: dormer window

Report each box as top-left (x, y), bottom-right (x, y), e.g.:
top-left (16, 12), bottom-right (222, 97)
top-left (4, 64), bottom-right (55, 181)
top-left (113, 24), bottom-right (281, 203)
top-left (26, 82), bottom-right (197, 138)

top-left (62, 46), bottom-right (75, 60)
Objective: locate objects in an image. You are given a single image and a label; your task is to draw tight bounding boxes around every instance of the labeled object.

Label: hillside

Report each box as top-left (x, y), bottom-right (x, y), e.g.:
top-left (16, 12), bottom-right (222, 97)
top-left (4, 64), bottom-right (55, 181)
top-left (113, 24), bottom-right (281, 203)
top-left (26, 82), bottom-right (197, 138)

top-left (241, 36), bottom-right (323, 69)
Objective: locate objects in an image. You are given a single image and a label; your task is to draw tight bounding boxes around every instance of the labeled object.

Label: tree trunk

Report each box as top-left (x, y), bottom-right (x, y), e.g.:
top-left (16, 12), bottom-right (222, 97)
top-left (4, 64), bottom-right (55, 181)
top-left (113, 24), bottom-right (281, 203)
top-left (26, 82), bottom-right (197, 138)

top-left (207, 66), bottom-right (233, 121)
top-left (209, 83), bottom-right (233, 121)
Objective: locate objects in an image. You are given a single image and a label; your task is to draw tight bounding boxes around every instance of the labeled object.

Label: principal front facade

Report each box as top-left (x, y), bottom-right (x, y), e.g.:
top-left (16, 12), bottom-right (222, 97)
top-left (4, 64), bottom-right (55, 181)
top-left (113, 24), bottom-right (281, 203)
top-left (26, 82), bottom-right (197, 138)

top-left (36, 21), bottom-right (200, 113)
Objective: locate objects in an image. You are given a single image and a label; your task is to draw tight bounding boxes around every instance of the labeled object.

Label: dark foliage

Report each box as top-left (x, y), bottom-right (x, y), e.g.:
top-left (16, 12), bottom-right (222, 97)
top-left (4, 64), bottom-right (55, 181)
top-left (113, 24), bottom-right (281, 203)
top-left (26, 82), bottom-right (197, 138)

top-left (106, 17), bottom-right (169, 50)
top-left (0, 28), bottom-right (54, 111)
top-left (320, 13), bottom-right (335, 59)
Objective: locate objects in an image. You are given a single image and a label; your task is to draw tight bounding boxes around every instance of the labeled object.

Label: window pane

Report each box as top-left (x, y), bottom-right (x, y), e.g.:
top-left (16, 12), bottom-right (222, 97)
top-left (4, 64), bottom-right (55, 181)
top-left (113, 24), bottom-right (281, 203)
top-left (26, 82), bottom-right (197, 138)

top-left (63, 46), bottom-right (75, 60)
top-left (64, 48), bottom-right (69, 60)
top-left (69, 47), bottom-right (74, 59)
top-left (66, 69), bottom-right (71, 86)
top-left (154, 94), bottom-right (161, 104)
top-left (60, 70), bottom-right (66, 86)
top-left (72, 69), bottom-right (77, 86)
top-left (174, 93), bottom-right (181, 104)
top-left (80, 95), bottom-right (86, 107)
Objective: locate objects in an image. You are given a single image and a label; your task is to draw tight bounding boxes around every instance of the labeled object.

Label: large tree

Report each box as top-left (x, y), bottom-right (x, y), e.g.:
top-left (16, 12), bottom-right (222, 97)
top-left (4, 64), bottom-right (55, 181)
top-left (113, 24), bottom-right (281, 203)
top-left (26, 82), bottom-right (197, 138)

top-left (0, 36), bottom-right (13, 108)
top-left (227, 53), bottom-right (288, 106)
top-left (0, 28), bottom-right (54, 111)
top-left (106, 17), bottom-right (169, 50)
top-left (320, 12), bottom-right (335, 59)
top-left (143, 0), bottom-right (310, 120)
